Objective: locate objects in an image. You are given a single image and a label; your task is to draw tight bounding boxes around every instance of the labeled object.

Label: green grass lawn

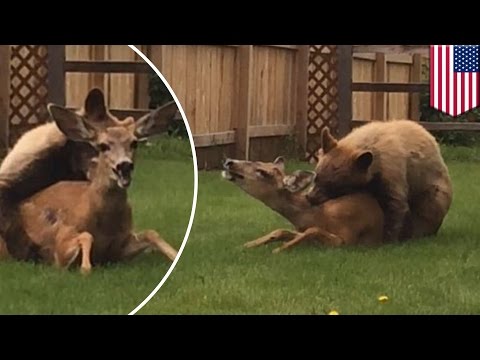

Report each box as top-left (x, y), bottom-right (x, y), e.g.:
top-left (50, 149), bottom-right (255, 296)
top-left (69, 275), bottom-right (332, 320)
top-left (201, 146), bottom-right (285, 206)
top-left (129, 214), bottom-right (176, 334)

top-left (0, 136), bottom-right (194, 314)
top-left (140, 144), bottom-right (480, 315)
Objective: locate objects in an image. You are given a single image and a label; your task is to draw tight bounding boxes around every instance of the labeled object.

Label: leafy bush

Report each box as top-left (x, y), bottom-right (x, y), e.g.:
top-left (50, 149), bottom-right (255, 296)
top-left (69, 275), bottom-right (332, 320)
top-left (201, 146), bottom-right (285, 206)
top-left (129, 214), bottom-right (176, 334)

top-left (148, 74), bottom-right (188, 139)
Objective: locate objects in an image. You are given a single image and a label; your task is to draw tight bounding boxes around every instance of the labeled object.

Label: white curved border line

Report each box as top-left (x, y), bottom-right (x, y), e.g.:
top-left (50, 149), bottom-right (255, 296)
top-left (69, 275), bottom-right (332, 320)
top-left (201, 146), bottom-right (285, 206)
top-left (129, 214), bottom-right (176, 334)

top-left (127, 45), bottom-right (198, 315)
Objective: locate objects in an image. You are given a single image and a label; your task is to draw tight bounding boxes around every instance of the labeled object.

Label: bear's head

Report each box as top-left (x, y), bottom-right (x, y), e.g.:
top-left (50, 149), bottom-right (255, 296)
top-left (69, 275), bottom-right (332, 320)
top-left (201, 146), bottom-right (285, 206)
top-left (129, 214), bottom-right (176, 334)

top-left (306, 127), bottom-right (374, 205)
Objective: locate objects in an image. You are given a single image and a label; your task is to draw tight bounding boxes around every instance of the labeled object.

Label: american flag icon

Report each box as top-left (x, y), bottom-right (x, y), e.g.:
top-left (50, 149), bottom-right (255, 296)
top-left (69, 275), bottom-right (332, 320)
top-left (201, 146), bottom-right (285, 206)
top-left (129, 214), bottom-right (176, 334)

top-left (430, 45), bottom-right (480, 116)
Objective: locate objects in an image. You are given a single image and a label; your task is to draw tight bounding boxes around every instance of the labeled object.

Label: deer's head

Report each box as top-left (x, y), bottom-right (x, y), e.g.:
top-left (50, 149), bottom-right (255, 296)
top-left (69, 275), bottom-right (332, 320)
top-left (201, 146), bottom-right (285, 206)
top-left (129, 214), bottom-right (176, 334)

top-left (47, 90), bottom-right (178, 189)
top-left (222, 157), bottom-right (316, 199)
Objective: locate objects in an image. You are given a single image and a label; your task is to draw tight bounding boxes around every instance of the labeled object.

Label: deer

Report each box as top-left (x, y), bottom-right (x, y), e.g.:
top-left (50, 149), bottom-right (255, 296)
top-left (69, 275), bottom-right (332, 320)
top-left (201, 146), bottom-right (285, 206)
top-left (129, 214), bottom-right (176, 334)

top-left (3, 102), bottom-right (179, 273)
top-left (0, 88), bottom-right (178, 261)
top-left (222, 156), bottom-right (384, 253)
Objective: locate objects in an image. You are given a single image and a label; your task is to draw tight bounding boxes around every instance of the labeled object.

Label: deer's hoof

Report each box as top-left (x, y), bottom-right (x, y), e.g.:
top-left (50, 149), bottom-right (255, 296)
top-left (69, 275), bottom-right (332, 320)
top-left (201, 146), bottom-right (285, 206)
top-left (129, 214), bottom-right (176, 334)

top-left (80, 266), bottom-right (92, 276)
top-left (272, 247), bottom-right (283, 254)
top-left (243, 241), bottom-right (256, 248)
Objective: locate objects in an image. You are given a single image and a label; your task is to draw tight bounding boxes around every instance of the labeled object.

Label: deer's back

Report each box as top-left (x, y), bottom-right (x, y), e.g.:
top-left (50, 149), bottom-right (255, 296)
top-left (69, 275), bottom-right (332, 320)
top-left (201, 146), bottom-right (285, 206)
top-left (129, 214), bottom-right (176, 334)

top-left (297, 192), bottom-right (384, 245)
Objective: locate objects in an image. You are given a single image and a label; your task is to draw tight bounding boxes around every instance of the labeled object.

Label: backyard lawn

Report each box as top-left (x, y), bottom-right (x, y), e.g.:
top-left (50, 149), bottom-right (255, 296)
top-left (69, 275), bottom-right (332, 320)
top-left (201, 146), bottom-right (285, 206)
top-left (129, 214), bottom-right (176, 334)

top-left (140, 145), bottom-right (480, 315)
top-left (0, 136), bottom-right (194, 314)
top-left (3, 140), bottom-right (480, 315)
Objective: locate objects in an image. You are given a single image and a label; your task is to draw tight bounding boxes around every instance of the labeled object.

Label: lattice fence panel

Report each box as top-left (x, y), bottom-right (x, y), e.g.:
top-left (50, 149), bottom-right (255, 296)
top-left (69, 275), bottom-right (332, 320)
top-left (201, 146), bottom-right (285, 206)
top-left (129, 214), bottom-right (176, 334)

top-left (306, 45), bottom-right (339, 162)
top-left (9, 45), bottom-right (49, 145)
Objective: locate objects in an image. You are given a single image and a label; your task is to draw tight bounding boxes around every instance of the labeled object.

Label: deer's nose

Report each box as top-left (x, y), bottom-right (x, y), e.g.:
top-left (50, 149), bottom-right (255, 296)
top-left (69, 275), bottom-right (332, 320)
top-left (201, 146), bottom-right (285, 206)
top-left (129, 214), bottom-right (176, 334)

top-left (116, 161), bottom-right (134, 175)
top-left (223, 158), bottom-right (234, 168)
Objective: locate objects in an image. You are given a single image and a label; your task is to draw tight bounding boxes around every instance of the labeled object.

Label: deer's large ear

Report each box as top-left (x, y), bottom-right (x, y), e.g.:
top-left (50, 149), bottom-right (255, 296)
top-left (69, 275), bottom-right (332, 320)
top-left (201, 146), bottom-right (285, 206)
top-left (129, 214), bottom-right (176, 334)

top-left (273, 156), bottom-right (285, 172)
top-left (321, 127), bottom-right (337, 154)
top-left (48, 104), bottom-right (97, 142)
top-left (135, 101), bottom-right (178, 139)
top-left (283, 170), bottom-right (316, 193)
top-left (84, 88), bottom-right (107, 120)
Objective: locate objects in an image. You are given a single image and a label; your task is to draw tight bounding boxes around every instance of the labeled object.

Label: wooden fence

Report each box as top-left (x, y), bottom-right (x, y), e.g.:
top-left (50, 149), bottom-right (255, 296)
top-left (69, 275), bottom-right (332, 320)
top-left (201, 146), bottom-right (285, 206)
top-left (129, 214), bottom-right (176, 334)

top-left (149, 45), bottom-right (309, 168)
top-left (58, 44), bottom-right (308, 168)
top-left (64, 45), bottom-right (150, 110)
top-left (352, 52), bottom-right (423, 122)
top-left (349, 45), bottom-right (480, 131)
top-left (88, 45), bottom-right (434, 166)
top-left (0, 45), bottom-right (156, 148)
top-left (0, 45), bottom-right (310, 168)
top-left (2, 45), bottom-right (474, 168)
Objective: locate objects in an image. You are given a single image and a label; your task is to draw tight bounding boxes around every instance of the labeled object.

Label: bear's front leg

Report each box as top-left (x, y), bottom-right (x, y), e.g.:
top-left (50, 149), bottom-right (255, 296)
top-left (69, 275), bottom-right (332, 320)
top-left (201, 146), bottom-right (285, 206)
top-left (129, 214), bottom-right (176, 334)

top-left (0, 236), bottom-right (10, 260)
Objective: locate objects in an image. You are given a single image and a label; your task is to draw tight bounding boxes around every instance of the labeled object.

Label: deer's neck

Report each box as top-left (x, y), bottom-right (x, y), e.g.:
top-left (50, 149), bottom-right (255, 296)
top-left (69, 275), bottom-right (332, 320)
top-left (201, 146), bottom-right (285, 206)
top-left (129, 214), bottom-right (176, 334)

top-left (259, 191), bottom-right (311, 227)
top-left (89, 158), bottom-right (127, 207)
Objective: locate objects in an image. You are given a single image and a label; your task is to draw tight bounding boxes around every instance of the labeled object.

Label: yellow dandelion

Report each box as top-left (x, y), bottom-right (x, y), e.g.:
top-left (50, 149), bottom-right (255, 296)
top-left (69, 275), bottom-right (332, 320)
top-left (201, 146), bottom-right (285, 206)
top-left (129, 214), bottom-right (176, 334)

top-left (378, 295), bottom-right (389, 303)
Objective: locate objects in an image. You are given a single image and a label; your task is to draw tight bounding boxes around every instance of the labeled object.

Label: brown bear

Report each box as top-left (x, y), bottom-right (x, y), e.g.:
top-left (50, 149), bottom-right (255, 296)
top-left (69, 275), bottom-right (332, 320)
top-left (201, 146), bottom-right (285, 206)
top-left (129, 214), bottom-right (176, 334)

top-left (307, 120), bottom-right (453, 242)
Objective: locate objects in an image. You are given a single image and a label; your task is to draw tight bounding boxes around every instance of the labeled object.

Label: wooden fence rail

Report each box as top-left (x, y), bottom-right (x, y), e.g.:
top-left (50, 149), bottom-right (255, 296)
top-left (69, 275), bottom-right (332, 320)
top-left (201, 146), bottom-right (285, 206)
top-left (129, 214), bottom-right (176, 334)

top-left (48, 45), bottom-right (154, 121)
top-left (2, 44), bottom-right (473, 169)
top-left (348, 46), bottom-right (480, 133)
top-left (149, 45), bottom-right (311, 167)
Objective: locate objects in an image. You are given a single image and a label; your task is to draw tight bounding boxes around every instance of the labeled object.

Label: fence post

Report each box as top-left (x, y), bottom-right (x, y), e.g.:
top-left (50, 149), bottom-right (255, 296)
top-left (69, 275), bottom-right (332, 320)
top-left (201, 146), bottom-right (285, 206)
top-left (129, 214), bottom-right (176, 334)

top-left (90, 45), bottom-right (106, 94)
top-left (295, 45), bottom-right (309, 155)
top-left (235, 45), bottom-right (253, 160)
top-left (150, 45), bottom-right (166, 73)
top-left (0, 45), bottom-right (10, 151)
top-left (135, 45), bottom-right (151, 109)
top-left (373, 52), bottom-right (387, 120)
top-left (410, 53), bottom-right (422, 121)
top-left (47, 45), bottom-right (66, 106)
top-left (337, 45), bottom-right (353, 137)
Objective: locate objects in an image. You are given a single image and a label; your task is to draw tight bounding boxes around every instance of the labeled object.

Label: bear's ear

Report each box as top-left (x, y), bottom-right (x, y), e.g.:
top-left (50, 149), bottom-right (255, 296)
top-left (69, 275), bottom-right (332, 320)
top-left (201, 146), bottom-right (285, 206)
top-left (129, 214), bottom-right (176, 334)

top-left (283, 170), bottom-right (316, 193)
top-left (321, 127), bottom-right (337, 153)
top-left (354, 151), bottom-right (373, 171)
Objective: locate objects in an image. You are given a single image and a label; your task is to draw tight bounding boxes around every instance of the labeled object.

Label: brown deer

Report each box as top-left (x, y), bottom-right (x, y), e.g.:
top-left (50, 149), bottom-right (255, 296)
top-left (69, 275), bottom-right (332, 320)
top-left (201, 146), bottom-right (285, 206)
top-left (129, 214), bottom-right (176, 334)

top-left (222, 157), bottom-right (384, 253)
top-left (0, 88), bottom-right (179, 260)
top-left (5, 102), bottom-right (179, 273)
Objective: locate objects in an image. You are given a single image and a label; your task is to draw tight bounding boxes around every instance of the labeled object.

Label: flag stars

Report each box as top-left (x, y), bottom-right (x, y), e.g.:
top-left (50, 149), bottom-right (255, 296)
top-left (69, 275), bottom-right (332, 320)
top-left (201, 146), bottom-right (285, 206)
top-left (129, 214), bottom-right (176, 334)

top-left (454, 45), bottom-right (479, 72)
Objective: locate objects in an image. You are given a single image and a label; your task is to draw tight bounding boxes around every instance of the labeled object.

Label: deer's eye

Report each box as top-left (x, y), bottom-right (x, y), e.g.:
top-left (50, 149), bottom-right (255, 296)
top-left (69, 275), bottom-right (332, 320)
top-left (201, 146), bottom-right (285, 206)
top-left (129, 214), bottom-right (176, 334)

top-left (98, 143), bottom-right (110, 152)
top-left (130, 140), bottom-right (138, 150)
top-left (255, 169), bottom-right (272, 178)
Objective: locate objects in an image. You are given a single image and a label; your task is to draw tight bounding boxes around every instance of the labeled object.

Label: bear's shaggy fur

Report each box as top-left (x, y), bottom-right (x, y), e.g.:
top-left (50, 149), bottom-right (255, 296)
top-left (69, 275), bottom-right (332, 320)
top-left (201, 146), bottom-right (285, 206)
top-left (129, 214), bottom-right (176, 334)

top-left (307, 120), bottom-right (452, 242)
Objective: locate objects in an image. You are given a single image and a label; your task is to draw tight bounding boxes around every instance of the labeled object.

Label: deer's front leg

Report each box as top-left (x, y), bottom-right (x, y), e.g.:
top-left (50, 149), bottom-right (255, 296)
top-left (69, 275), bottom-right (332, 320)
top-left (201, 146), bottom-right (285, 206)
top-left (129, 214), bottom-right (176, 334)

top-left (54, 231), bottom-right (93, 274)
top-left (119, 231), bottom-right (178, 262)
top-left (272, 227), bottom-right (344, 254)
top-left (116, 234), bottom-right (151, 261)
top-left (243, 229), bottom-right (299, 249)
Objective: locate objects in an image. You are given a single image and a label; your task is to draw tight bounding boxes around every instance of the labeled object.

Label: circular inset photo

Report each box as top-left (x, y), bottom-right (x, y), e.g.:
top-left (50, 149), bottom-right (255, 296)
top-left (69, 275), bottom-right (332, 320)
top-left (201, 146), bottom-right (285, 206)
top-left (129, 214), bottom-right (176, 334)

top-left (0, 45), bottom-right (196, 314)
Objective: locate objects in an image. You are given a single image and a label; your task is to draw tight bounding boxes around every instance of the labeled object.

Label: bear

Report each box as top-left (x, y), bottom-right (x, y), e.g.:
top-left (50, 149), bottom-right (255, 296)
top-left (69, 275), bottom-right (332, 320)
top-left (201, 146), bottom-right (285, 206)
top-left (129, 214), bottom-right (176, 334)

top-left (306, 120), bottom-right (453, 242)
